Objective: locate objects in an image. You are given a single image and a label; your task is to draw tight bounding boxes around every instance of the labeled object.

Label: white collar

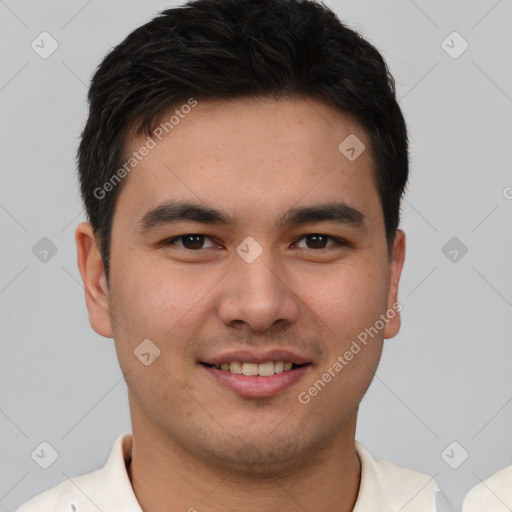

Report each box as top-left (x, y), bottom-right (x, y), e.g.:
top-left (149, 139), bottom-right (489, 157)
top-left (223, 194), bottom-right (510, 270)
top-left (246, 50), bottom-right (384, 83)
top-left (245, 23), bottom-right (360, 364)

top-left (353, 442), bottom-right (438, 512)
top-left (462, 466), bottom-right (512, 512)
top-left (18, 433), bottom-right (439, 512)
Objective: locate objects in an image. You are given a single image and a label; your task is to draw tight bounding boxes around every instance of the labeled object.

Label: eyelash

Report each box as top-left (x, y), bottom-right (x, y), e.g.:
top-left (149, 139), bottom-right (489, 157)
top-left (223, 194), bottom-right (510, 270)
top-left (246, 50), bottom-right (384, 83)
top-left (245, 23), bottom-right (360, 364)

top-left (160, 233), bottom-right (349, 251)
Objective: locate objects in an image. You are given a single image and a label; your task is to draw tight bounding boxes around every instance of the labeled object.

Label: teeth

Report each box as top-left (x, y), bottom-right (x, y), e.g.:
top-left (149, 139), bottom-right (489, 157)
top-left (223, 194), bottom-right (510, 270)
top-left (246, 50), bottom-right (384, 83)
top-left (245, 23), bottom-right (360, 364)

top-left (242, 363), bottom-right (258, 376)
top-left (212, 361), bottom-right (300, 376)
top-left (258, 361), bottom-right (275, 377)
top-left (274, 361), bottom-right (284, 373)
top-left (230, 361), bottom-right (243, 374)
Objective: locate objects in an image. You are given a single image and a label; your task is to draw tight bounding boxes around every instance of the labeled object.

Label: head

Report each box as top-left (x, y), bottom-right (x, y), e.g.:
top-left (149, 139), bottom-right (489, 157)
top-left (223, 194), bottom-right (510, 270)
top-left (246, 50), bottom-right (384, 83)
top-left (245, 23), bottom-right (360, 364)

top-left (76, 0), bottom-right (407, 474)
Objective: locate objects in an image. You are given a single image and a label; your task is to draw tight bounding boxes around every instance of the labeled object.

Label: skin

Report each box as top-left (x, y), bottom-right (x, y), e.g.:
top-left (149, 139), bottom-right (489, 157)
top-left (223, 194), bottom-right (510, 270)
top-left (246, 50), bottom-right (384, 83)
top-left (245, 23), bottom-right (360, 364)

top-left (76, 96), bottom-right (406, 512)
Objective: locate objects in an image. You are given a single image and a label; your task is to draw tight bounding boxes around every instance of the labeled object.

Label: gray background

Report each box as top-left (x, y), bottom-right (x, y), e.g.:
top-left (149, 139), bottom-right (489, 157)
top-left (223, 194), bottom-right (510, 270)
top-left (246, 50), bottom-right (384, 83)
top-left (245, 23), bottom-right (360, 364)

top-left (1, 1), bottom-right (511, 511)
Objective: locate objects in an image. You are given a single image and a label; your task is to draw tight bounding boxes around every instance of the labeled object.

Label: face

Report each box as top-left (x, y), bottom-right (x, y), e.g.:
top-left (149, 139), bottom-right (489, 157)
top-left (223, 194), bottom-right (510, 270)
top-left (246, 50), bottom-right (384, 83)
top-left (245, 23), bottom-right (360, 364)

top-left (77, 96), bottom-right (405, 475)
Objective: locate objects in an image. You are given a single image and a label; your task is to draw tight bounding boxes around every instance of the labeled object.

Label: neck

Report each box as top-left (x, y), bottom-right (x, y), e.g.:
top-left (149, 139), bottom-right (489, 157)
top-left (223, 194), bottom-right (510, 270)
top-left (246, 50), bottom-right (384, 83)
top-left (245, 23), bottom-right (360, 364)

top-left (127, 418), bottom-right (361, 512)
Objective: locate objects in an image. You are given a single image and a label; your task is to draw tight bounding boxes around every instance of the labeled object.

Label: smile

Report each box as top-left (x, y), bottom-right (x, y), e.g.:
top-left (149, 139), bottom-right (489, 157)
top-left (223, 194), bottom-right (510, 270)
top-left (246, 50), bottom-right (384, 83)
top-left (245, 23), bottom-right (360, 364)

top-left (201, 360), bottom-right (307, 376)
top-left (200, 361), bottom-right (312, 398)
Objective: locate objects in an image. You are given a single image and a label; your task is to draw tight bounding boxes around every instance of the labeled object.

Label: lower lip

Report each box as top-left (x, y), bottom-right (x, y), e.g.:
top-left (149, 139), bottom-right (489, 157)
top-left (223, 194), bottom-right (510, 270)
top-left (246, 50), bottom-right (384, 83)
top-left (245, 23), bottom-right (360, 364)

top-left (200, 364), bottom-right (311, 398)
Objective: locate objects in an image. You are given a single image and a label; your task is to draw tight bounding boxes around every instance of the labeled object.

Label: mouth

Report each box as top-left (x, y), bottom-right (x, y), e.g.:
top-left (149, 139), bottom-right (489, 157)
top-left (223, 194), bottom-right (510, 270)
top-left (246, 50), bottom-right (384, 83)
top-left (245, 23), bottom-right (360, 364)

top-left (200, 360), bottom-right (309, 376)
top-left (199, 358), bottom-right (312, 398)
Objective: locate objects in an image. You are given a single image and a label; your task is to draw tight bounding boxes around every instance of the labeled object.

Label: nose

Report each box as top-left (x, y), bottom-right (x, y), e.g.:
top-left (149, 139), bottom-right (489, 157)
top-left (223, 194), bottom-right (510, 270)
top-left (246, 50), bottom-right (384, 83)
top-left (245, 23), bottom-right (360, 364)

top-left (217, 248), bottom-right (300, 333)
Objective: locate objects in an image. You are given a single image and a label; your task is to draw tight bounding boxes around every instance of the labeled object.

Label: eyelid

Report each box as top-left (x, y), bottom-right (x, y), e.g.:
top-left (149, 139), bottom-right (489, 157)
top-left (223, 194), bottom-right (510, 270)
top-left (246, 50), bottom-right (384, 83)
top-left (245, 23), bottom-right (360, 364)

top-left (292, 234), bottom-right (349, 249)
top-left (161, 234), bottom-right (220, 250)
top-left (160, 233), bottom-right (349, 250)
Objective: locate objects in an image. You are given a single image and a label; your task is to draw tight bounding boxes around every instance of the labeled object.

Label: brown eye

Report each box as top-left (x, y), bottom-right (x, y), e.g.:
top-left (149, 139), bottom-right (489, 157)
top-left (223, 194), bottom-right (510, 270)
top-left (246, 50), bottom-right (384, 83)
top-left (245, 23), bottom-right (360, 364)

top-left (162, 234), bottom-right (216, 250)
top-left (294, 234), bottom-right (346, 250)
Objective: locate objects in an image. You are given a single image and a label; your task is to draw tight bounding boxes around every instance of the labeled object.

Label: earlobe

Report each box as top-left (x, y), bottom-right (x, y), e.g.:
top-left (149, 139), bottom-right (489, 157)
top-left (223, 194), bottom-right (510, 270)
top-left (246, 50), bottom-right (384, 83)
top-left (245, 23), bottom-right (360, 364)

top-left (383, 229), bottom-right (406, 340)
top-left (75, 222), bottom-right (113, 338)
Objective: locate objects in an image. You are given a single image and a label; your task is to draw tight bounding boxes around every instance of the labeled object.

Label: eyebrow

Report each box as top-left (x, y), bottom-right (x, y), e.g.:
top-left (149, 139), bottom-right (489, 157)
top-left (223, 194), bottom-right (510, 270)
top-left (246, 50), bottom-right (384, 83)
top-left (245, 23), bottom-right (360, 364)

top-left (137, 200), bottom-right (366, 232)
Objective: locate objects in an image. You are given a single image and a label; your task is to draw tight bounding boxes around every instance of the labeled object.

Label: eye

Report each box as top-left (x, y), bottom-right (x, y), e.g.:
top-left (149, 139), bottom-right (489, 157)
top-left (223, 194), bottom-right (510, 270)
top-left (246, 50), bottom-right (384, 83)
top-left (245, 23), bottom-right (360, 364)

top-left (161, 234), bottom-right (218, 250)
top-left (160, 233), bottom-right (349, 252)
top-left (293, 233), bottom-right (348, 250)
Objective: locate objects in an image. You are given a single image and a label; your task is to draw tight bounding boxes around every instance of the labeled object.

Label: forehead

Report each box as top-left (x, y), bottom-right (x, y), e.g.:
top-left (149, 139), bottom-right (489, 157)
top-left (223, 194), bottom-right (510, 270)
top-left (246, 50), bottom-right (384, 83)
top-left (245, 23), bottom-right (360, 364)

top-left (116, 96), bottom-right (380, 228)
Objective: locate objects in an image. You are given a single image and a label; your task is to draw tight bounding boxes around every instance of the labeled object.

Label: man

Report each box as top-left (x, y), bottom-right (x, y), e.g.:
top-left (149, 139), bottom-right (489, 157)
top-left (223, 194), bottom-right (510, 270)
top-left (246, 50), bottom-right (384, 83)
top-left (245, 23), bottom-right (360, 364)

top-left (17, 0), bottom-right (446, 510)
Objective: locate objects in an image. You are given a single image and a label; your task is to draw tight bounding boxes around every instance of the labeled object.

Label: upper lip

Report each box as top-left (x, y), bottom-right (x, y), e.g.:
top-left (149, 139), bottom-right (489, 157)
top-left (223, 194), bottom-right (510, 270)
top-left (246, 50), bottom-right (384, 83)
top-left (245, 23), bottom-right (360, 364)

top-left (200, 349), bottom-right (312, 366)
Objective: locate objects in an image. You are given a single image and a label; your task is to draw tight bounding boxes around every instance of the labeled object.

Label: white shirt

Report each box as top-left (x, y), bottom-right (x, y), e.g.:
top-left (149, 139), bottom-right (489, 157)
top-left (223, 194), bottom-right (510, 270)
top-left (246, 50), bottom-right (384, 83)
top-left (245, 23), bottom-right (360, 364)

top-left (16, 432), bottom-right (441, 512)
top-left (462, 466), bottom-right (512, 512)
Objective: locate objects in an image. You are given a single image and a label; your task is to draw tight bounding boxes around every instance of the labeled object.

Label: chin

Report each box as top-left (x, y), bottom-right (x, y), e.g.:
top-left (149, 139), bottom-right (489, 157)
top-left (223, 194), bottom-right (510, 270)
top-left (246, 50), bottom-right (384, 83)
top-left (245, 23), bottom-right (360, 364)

top-left (185, 422), bottom-right (321, 477)
top-left (215, 437), bottom-right (306, 477)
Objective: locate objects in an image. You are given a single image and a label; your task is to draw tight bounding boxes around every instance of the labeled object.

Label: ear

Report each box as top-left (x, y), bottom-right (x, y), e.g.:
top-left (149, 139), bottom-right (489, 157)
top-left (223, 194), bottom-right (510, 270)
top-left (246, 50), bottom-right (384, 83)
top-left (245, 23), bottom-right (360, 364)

top-left (383, 229), bottom-right (406, 340)
top-left (75, 222), bottom-right (113, 338)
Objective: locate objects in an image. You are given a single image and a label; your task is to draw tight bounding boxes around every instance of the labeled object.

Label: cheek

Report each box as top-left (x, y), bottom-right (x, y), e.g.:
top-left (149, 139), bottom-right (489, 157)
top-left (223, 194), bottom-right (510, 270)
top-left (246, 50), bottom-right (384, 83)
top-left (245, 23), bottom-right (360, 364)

top-left (303, 259), bottom-right (389, 336)
top-left (109, 258), bottom-right (220, 377)
top-left (109, 271), bottom-right (195, 409)
top-left (111, 255), bottom-right (188, 331)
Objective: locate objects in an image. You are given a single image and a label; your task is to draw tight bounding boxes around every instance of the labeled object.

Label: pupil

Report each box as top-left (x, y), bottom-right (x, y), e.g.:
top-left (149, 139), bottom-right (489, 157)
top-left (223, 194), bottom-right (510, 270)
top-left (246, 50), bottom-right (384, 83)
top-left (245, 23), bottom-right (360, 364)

top-left (183, 234), bottom-right (204, 249)
top-left (306, 233), bottom-right (327, 249)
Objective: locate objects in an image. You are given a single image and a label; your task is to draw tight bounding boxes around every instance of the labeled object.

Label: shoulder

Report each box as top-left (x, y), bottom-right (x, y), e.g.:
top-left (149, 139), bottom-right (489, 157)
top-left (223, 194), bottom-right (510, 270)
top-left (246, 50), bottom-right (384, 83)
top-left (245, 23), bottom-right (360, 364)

top-left (463, 465), bottom-right (512, 512)
top-left (15, 432), bottom-right (135, 512)
top-left (354, 442), bottom-right (440, 512)
top-left (15, 469), bottom-right (102, 512)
